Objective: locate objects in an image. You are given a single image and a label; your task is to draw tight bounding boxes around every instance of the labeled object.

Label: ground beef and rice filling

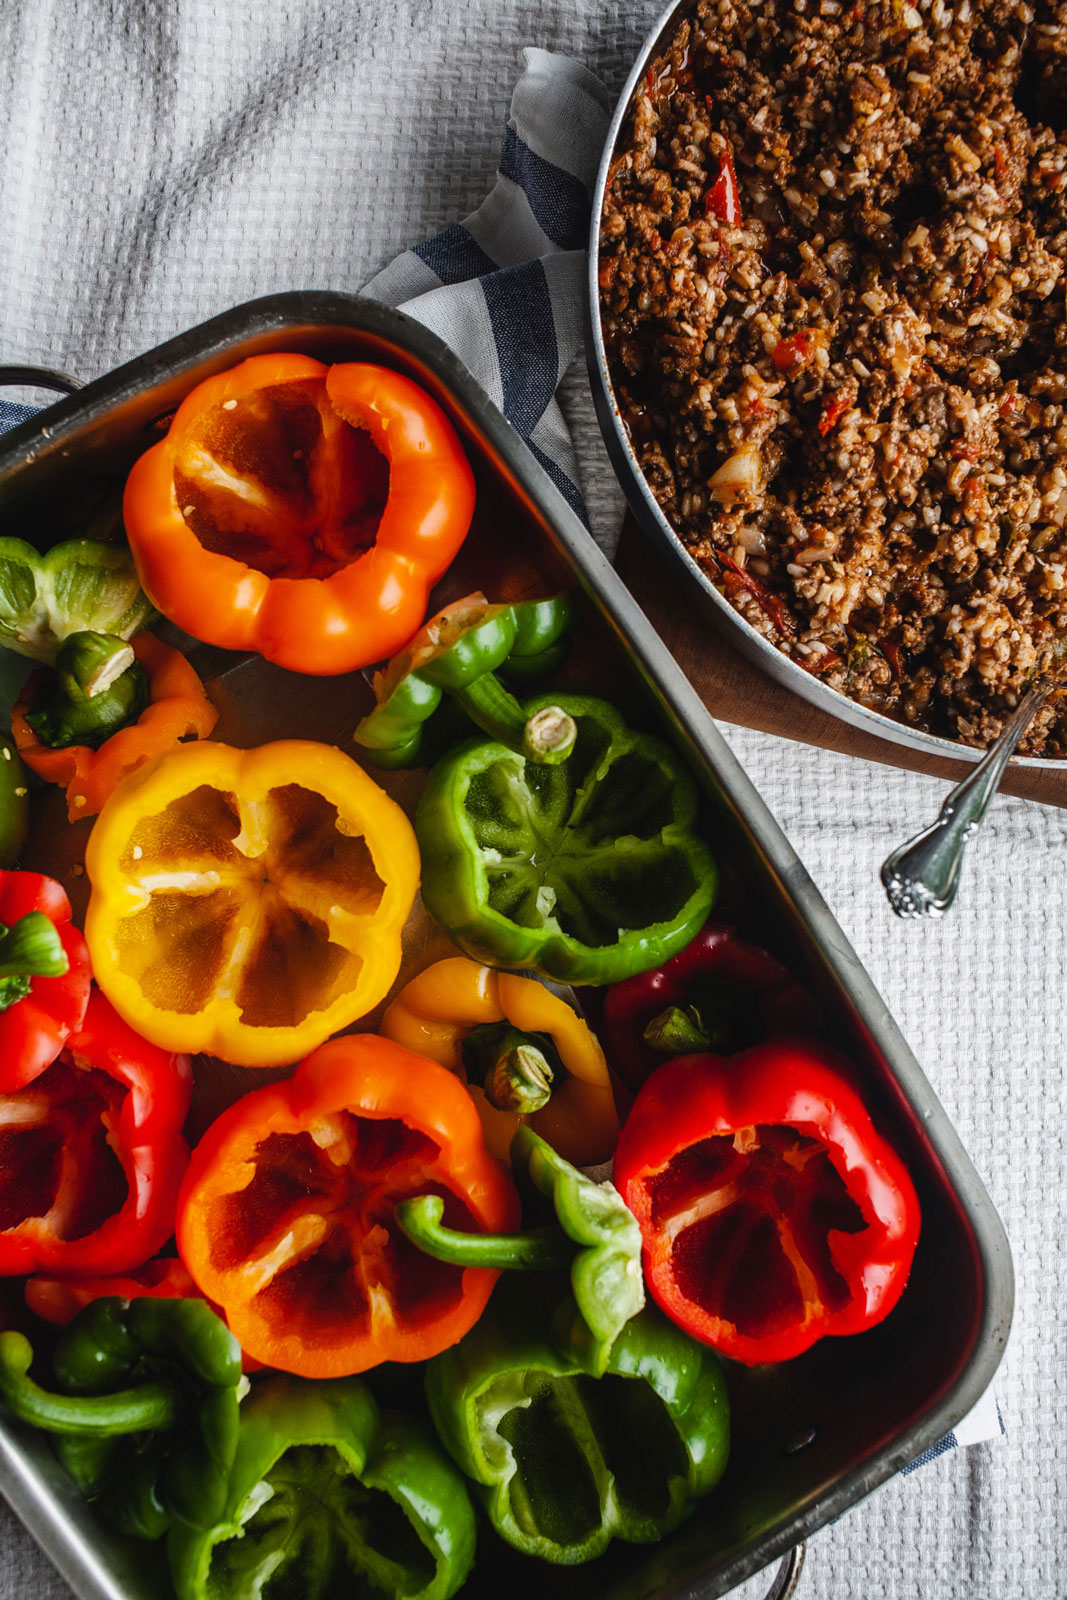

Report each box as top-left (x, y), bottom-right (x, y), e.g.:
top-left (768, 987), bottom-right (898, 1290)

top-left (600, 0), bottom-right (1067, 752)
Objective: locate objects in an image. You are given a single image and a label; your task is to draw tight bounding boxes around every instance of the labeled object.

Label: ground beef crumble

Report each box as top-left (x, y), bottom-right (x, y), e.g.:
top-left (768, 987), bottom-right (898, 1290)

top-left (600, 0), bottom-right (1067, 753)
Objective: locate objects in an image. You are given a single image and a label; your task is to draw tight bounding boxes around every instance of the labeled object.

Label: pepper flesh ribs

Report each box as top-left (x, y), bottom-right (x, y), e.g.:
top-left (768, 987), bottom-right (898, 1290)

top-left (176, 1035), bottom-right (520, 1376)
top-left (615, 1046), bottom-right (921, 1365)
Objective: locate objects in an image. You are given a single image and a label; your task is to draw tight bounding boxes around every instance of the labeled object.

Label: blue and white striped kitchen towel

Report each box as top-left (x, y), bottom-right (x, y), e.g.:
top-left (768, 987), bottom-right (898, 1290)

top-left (0, 46), bottom-right (1004, 1474)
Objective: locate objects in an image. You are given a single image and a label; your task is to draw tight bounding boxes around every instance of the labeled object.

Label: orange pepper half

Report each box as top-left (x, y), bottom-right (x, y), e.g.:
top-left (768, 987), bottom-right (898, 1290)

top-left (121, 353), bottom-right (476, 675)
top-left (83, 739), bottom-right (420, 1067)
top-left (11, 632), bottom-right (218, 821)
top-left (175, 1034), bottom-right (521, 1377)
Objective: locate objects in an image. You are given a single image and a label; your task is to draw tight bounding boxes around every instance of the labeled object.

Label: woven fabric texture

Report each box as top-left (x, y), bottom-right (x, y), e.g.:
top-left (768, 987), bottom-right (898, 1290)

top-left (1, 3), bottom-right (1064, 1598)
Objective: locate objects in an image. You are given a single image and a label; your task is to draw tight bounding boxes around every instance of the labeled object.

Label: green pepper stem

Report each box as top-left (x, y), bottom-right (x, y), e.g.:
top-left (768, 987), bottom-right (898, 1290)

top-left (0, 912), bottom-right (69, 1013)
top-left (642, 1004), bottom-right (713, 1054)
top-left (461, 1022), bottom-right (562, 1114)
top-left (394, 1195), bottom-right (574, 1272)
top-left (522, 705), bottom-right (577, 765)
top-left (452, 676), bottom-right (575, 766)
top-left (0, 1333), bottom-right (178, 1437)
top-left (57, 631), bottom-right (137, 700)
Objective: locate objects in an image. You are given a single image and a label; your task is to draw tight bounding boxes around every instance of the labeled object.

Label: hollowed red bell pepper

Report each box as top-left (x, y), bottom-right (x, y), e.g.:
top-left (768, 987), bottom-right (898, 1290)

top-left (601, 923), bottom-right (821, 1091)
top-left (0, 990), bottom-right (192, 1276)
top-left (614, 1044), bottom-right (921, 1365)
top-left (175, 1034), bottom-right (520, 1378)
top-left (0, 870), bottom-right (91, 1094)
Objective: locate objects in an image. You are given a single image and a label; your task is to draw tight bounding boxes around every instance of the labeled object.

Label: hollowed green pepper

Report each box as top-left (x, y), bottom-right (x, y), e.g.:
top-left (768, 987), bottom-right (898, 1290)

top-left (0, 1297), bottom-right (242, 1540)
top-left (0, 538), bottom-right (154, 663)
top-left (425, 1281), bottom-right (730, 1565)
top-left (353, 591), bottom-right (576, 767)
top-left (168, 1376), bottom-right (477, 1600)
top-left (396, 1125), bottom-right (644, 1374)
top-left (415, 694), bottom-right (717, 985)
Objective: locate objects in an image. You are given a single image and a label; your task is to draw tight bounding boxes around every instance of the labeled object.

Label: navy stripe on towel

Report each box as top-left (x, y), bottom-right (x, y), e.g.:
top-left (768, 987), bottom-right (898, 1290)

top-left (498, 126), bottom-right (590, 251)
top-left (0, 401), bottom-right (36, 435)
top-left (414, 225), bottom-right (498, 286)
top-left (480, 259), bottom-right (558, 439)
top-left (527, 437), bottom-right (588, 524)
top-left (901, 1433), bottom-right (958, 1475)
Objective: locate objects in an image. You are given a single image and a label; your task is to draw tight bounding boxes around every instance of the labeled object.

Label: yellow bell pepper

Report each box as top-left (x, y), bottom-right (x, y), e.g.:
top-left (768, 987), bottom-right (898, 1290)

top-left (84, 740), bottom-right (419, 1068)
top-left (380, 957), bottom-right (619, 1165)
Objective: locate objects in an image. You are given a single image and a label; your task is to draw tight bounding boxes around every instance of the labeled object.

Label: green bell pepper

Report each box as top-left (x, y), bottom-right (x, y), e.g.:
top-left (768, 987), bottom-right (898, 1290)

top-left (353, 592), bottom-right (577, 768)
top-left (23, 630), bottom-right (150, 749)
top-left (396, 1125), bottom-right (644, 1374)
top-left (0, 538), bottom-right (154, 664)
top-left (0, 737), bottom-right (29, 867)
top-left (415, 694), bottom-right (717, 985)
top-left (425, 1281), bottom-right (730, 1565)
top-left (0, 1297), bottom-right (243, 1541)
top-left (169, 1376), bottom-right (477, 1600)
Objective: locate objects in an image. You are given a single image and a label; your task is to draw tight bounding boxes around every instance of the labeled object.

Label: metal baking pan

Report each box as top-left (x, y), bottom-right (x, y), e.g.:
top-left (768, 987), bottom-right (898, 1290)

top-left (586, 0), bottom-right (1062, 772)
top-left (0, 291), bottom-right (1012, 1598)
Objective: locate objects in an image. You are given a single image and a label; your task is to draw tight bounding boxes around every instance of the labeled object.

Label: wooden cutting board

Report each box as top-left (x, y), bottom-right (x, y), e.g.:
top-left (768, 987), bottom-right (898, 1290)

top-left (615, 515), bottom-right (1067, 810)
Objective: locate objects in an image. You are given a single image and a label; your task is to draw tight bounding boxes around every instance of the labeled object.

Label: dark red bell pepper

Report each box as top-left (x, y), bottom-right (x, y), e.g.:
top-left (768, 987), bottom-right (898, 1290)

top-left (0, 870), bottom-right (91, 1093)
top-left (601, 922), bottom-right (821, 1091)
top-left (0, 990), bottom-right (191, 1277)
top-left (614, 1044), bottom-right (921, 1365)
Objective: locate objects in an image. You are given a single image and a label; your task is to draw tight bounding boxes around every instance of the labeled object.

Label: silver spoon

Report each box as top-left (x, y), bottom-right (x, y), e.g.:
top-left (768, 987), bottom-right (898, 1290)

top-left (881, 668), bottom-right (1064, 918)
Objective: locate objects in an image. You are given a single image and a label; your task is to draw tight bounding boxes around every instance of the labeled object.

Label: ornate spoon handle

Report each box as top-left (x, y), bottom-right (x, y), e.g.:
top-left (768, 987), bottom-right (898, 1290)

top-left (881, 681), bottom-right (1054, 918)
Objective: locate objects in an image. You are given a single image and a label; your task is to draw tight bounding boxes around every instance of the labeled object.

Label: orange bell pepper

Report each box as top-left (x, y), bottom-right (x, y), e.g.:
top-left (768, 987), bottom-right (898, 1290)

top-left (121, 353), bottom-right (476, 675)
top-left (11, 632), bottom-right (218, 821)
top-left (380, 957), bottom-right (620, 1166)
top-left (83, 738), bottom-right (420, 1068)
top-left (175, 1033), bottom-right (521, 1377)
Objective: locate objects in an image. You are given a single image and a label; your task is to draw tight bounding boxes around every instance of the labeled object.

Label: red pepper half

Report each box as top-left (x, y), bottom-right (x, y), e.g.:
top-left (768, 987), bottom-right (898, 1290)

top-left (0, 870), bottom-right (91, 1093)
top-left (601, 922), bottom-right (821, 1091)
top-left (614, 1044), bottom-right (921, 1365)
top-left (0, 990), bottom-right (192, 1277)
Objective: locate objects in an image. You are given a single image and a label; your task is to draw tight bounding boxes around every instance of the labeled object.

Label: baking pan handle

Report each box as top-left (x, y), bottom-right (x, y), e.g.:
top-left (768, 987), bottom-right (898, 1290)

top-left (0, 364), bottom-right (83, 397)
top-left (759, 1543), bottom-right (806, 1599)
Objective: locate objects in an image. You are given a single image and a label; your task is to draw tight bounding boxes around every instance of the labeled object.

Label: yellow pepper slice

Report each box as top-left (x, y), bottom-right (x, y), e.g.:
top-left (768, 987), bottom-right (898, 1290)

top-left (84, 740), bottom-right (419, 1067)
top-left (380, 956), bottom-right (619, 1165)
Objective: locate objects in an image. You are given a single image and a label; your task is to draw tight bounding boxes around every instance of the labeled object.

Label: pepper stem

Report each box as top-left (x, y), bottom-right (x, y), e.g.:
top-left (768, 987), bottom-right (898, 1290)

top-left (461, 1022), bottom-right (560, 1113)
top-left (0, 1332), bottom-right (178, 1437)
top-left (0, 912), bottom-right (69, 1013)
top-left (24, 631), bottom-right (149, 751)
top-left (452, 675), bottom-right (576, 765)
top-left (394, 1195), bottom-right (574, 1272)
top-left (642, 1004), bottom-right (713, 1054)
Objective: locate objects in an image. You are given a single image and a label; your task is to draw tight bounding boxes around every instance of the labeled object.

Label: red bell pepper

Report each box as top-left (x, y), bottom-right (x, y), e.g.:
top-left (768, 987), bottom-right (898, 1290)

top-left (601, 922), bottom-right (821, 1091)
top-left (175, 1034), bottom-right (520, 1378)
top-left (0, 990), bottom-right (191, 1276)
top-left (614, 1044), bottom-right (921, 1365)
top-left (0, 870), bottom-right (91, 1093)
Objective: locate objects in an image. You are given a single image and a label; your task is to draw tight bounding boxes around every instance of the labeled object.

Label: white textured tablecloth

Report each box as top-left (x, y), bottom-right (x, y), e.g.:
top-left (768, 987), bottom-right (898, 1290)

top-left (2, 4), bottom-right (1065, 1597)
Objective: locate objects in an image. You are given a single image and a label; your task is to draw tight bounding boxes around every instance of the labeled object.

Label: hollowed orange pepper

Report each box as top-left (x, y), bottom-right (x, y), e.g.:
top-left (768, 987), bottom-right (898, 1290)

top-left (380, 957), bottom-right (620, 1166)
top-left (121, 353), bottom-right (476, 675)
top-left (83, 739), bottom-right (419, 1068)
top-left (11, 632), bottom-right (218, 821)
top-left (175, 1033), bottom-right (521, 1377)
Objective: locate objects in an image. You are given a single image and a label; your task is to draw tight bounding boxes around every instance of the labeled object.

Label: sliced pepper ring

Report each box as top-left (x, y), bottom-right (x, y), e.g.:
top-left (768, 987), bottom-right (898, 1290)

top-left (380, 956), bottom-right (619, 1165)
top-left (12, 632), bottom-right (219, 821)
top-left (84, 739), bottom-right (419, 1067)
top-left (175, 1034), bottom-right (521, 1377)
top-left (122, 353), bottom-right (475, 675)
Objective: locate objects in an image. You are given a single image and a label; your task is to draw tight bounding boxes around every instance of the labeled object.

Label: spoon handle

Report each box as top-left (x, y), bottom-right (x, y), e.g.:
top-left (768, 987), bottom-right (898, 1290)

top-left (880, 683), bottom-right (1052, 918)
